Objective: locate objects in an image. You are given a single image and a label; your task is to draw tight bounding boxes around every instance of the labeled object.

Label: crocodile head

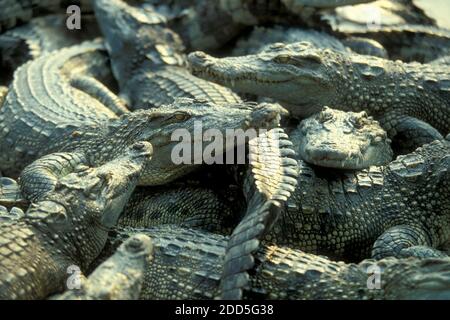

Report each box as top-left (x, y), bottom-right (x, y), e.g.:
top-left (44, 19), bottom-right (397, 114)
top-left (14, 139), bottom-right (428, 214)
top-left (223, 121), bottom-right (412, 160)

top-left (93, 0), bottom-right (186, 84)
top-left (26, 141), bottom-right (152, 266)
top-left (189, 41), bottom-right (343, 117)
top-left (294, 107), bottom-right (393, 169)
top-left (76, 98), bottom-right (283, 186)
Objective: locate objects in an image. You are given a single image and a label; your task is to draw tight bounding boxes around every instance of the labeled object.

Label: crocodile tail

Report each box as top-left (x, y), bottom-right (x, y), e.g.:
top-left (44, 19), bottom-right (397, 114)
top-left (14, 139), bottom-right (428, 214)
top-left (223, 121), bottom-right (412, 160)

top-left (19, 152), bottom-right (87, 202)
top-left (219, 128), bottom-right (298, 300)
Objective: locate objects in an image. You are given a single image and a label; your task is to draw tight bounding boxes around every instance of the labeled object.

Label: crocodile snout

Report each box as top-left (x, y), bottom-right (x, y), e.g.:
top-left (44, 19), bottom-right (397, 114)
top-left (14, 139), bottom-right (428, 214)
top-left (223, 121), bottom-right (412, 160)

top-left (188, 51), bottom-right (213, 68)
top-left (305, 145), bottom-right (348, 162)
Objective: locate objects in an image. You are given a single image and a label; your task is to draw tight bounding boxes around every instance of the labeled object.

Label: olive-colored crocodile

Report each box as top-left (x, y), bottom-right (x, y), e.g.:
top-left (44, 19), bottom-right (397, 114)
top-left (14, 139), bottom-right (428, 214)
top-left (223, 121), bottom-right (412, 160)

top-left (93, 0), bottom-right (242, 110)
top-left (53, 234), bottom-right (153, 300)
top-left (101, 225), bottom-right (450, 300)
top-left (0, 141), bottom-right (152, 300)
top-left (189, 41), bottom-right (449, 152)
top-left (0, 41), bottom-right (283, 184)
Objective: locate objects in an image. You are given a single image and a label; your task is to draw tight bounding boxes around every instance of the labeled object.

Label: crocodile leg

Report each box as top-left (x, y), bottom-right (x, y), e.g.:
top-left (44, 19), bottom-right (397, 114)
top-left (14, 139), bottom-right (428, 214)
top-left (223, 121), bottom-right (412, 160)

top-left (19, 152), bottom-right (88, 202)
top-left (70, 75), bottom-right (129, 116)
top-left (392, 116), bottom-right (444, 155)
top-left (372, 225), bottom-right (447, 259)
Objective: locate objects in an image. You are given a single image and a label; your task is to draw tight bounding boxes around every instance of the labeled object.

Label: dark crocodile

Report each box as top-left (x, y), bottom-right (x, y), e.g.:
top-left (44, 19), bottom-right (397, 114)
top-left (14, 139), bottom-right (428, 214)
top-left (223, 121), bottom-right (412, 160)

top-left (118, 186), bottom-right (238, 235)
top-left (142, 0), bottom-right (375, 51)
top-left (99, 225), bottom-right (450, 300)
top-left (321, 1), bottom-right (450, 62)
top-left (0, 40), bottom-right (283, 183)
top-left (233, 25), bottom-right (388, 59)
top-left (93, 0), bottom-right (242, 110)
top-left (189, 41), bottom-right (449, 153)
top-left (53, 234), bottom-right (153, 300)
top-left (0, 141), bottom-right (152, 300)
top-left (0, 14), bottom-right (100, 85)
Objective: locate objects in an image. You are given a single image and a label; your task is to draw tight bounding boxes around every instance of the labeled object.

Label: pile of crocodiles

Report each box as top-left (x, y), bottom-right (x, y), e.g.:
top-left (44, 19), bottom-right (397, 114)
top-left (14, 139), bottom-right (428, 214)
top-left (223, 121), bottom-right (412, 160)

top-left (0, 0), bottom-right (449, 300)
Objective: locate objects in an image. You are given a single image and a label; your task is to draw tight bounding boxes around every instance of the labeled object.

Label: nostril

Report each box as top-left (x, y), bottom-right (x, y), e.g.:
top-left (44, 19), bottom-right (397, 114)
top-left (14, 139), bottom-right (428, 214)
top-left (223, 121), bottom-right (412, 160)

top-left (133, 142), bottom-right (145, 150)
top-left (189, 51), bottom-right (209, 63)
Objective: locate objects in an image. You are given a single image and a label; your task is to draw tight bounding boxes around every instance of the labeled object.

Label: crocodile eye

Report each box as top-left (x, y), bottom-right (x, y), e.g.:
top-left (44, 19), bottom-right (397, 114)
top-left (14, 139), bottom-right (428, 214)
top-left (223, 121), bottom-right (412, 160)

top-left (269, 43), bottom-right (286, 50)
top-left (318, 111), bottom-right (333, 123)
top-left (173, 111), bottom-right (191, 121)
top-left (273, 54), bottom-right (291, 64)
top-left (348, 117), bottom-right (363, 129)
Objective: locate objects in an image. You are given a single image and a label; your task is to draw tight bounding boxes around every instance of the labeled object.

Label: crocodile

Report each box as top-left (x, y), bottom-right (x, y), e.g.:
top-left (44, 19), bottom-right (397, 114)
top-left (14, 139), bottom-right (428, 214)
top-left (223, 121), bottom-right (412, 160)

top-left (269, 137), bottom-right (450, 261)
top-left (219, 134), bottom-right (450, 298)
top-left (0, 141), bottom-right (152, 300)
top-left (233, 25), bottom-right (388, 59)
top-left (141, 0), bottom-right (375, 52)
top-left (292, 106), bottom-right (393, 169)
top-left (144, 0), bottom-right (446, 63)
top-left (320, 0), bottom-right (450, 62)
top-left (93, 0), bottom-right (242, 110)
top-left (189, 41), bottom-right (449, 152)
top-left (0, 177), bottom-right (28, 209)
top-left (0, 40), bottom-right (283, 183)
top-left (53, 234), bottom-right (153, 300)
top-left (118, 186), bottom-right (238, 235)
top-left (99, 225), bottom-right (450, 300)
top-left (0, 0), bottom-right (93, 32)
top-left (218, 109), bottom-right (393, 299)
top-left (0, 14), bottom-right (100, 85)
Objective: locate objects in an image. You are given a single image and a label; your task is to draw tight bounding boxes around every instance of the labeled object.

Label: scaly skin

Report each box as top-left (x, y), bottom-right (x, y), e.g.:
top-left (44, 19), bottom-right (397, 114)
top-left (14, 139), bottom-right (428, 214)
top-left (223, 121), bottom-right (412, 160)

top-left (44, 99), bottom-right (282, 186)
top-left (217, 137), bottom-right (450, 299)
top-left (0, 14), bottom-right (100, 85)
top-left (93, 0), bottom-right (242, 110)
top-left (0, 177), bottom-right (28, 210)
top-left (221, 128), bottom-right (298, 299)
top-left (0, 41), bottom-right (283, 184)
top-left (233, 25), bottom-right (388, 59)
top-left (0, 205), bottom-right (25, 222)
top-left (0, 141), bottom-right (152, 300)
top-left (321, 1), bottom-right (450, 62)
top-left (19, 152), bottom-right (91, 202)
top-left (119, 186), bottom-right (237, 235)
top-left (189, 42), bottom-right (449, 149)
top-left (233, 25), bottom-right (349, 56)
top-left (0, 0), bottom-right (93, 32)
top-left (53, 234), bottom-right (153, 300)
top-left (101, 225), bottom-right (450, 300)
top-left (267, 138), bottom-right (450, 262)
top-left (144, 0), bottom-right (375, 51)
top-left (292, 107), bottom-right (393, 169)
top-left (0, 41), bottom-right (122, 176)
top-left (334, 24), bottom-right (450, 63)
